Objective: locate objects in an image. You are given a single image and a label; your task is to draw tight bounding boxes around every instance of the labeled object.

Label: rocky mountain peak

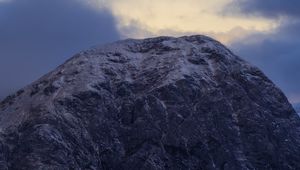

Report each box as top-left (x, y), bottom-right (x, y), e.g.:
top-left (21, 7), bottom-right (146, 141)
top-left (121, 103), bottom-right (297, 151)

top-left (1, 35), bottom-right (300, 170)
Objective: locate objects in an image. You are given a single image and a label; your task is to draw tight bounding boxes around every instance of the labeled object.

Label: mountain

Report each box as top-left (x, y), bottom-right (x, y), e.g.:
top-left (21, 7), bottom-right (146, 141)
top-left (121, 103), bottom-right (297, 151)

top-left (293, 103), bottom-right (300, 114)
top-left (0, 35), bottom-right (300, 170)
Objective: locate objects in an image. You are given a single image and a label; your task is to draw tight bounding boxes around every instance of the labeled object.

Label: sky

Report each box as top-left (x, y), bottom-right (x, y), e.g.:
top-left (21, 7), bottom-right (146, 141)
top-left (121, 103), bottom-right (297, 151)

top-left (0, 0), bottom-right (299, 104)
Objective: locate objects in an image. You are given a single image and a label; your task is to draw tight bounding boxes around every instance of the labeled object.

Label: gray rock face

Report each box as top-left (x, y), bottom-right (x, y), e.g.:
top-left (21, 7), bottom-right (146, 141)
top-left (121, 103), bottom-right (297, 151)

top-left (1, 35), bottom-right (300, 170)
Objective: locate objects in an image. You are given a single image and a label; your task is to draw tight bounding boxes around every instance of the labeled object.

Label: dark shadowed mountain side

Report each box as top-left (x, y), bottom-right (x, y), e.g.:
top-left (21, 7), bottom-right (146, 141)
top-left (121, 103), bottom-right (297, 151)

top-left (0, 35), bottom-right (300, 170)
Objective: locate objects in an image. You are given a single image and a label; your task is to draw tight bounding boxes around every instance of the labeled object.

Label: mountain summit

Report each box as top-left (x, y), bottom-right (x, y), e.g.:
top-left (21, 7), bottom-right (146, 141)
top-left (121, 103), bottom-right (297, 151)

top-left (1, 35), bottom-right (300, 169)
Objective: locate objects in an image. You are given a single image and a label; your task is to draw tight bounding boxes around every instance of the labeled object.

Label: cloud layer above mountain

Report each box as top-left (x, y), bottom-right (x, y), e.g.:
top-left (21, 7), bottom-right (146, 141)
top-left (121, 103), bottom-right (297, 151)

top-left (99, 0), bottom-right (277, 43)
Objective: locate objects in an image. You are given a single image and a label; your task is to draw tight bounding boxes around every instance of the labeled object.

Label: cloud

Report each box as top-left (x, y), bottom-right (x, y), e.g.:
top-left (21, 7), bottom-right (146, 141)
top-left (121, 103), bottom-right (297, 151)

top-left (118, 19), bottom-right (259, 44)
top-left (226, 0), bottom-right (300, 103)
top-left (228, 0), bottom-right (300, 18)
top-left (101, 0), bottom-right (276, 43)
top-left (0, 0), bottom-right (120, 99)
top-left (230, 19), bottom-right (300, 103)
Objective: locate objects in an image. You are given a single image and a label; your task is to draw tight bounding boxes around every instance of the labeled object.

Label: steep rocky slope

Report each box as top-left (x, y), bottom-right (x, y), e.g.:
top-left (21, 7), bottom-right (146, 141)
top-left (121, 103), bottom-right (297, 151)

top-left (0, 35), bottom-right (300, 170)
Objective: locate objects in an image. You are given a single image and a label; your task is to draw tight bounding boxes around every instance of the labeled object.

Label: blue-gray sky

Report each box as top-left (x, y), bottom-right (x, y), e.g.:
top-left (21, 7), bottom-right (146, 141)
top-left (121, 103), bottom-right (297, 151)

top-left (0, 0), bottom-right (299, 103)
top-left (0, 0), bottom-right (120, 99)
top-left (228, 0), bottom-right (300, 103)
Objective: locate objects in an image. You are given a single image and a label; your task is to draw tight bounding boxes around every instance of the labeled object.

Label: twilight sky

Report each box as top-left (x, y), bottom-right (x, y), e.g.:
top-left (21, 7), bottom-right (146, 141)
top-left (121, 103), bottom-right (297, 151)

top-left (0, 0), bottom-right (299, 103)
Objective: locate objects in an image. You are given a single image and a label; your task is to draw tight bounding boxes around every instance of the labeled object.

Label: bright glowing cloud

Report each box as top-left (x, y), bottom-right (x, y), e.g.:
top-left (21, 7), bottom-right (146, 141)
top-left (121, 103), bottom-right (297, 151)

top-left (93, 0), bottom-right (279, 44)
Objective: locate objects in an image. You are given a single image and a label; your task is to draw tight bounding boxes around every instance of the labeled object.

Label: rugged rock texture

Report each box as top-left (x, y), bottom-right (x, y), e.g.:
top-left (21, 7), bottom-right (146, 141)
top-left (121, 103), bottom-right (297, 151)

top-left (1, 35), bottom-right (300, 170)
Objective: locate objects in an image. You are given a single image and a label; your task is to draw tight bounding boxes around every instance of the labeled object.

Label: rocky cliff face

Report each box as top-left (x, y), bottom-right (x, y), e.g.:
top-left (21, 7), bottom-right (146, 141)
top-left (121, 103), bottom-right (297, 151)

top-left (1, 35), bottom-right (300, 170)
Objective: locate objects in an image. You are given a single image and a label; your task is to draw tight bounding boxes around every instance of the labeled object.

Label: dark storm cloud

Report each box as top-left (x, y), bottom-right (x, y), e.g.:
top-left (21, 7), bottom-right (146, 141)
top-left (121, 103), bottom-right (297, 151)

top-left (228, 0), bottom-right (300, 103)
top-left (229, 0), bottom-right (300, 18)
top-left (0, 0), bottom-right (120, 99)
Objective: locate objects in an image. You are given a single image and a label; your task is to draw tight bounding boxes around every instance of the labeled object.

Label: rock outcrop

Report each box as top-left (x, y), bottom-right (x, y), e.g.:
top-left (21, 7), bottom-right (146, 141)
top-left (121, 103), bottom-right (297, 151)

top-left (1, 35), bottom-right (300, 170)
